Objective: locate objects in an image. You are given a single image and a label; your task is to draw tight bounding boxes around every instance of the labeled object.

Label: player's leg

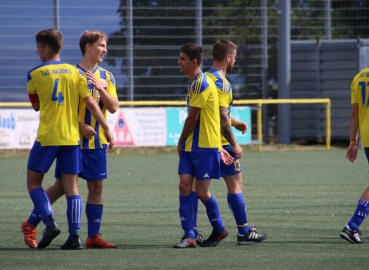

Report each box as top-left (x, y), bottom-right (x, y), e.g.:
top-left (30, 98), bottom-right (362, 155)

top-left (194, 151), bottom-right (228, 247)
top-left (173, 151), bottom-right (196, 248)
top-left (79, 148), bottom-right (117, 248)
top-left (224, 173), bottom-right (249, 234)
top-left (22, 178), bottom-right (64, 248)
top-left (26, 142), bottom-right (61, 249)
top-left (340, 147), bottom-right (369, 244)
top-left (190, 180), bottom-right (204, 244)
top-left (58, 145), bottom-right (83, 250)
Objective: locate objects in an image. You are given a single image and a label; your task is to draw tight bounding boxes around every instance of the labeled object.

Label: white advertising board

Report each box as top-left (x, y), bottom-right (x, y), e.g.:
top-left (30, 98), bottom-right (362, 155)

top-left (107, 108), bottom-right (167, 146)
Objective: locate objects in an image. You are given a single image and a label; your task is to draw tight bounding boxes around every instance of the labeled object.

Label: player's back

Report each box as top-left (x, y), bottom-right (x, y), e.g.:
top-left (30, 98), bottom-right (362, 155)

top-left (351, 67), bottom-right (369, 146)
top-left (27, 61), bottom-right (90, 146)
top-left (185, 72), bottom-right (221, 152)
top-left (206, 68), bottom-right (233, 146)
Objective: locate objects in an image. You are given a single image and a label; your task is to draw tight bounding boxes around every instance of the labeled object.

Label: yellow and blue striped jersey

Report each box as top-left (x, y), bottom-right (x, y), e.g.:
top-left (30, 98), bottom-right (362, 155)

top-left (183, 72), bottom-right (221, 152)
top-left (76, 64), bottom-right (117, 149)
top-left (27, 61), bottom-right (91, 146)
top-left (206, 68), bottom-right (233, 146)
top-left (351, 68), bottom-right (369, 147)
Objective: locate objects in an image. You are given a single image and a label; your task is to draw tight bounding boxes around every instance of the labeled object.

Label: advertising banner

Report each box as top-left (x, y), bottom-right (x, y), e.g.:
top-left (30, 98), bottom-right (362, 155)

top-left (108, 108), bottom-right (167, 146)
top-left (165, 107), bottom-right (251, 146)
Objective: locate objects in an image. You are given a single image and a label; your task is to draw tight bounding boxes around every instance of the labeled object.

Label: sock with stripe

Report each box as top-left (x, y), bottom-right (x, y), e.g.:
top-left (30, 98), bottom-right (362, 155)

top-left (202, 195), bottom-right (224, 233)
top-left (27, 209), bottom-right (42, 226)
top-left (179, 195), bottom-right (195, 238)
top-left (67, 195), bottom-right (82, 239)
top-left (227, 193), bottom-right (249, 235)
top-left (86, 203), bottom-right (103, 238)
top-left (348, 199), bottom-right (369, 230)
top-left (29, 187), bottom-right (54, 227)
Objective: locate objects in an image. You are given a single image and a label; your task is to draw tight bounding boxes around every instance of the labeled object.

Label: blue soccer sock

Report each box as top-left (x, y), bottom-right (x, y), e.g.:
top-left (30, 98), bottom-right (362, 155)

top-left (67, 195), bottom-right (82, 239)
top-left (191, 191), bottom-right (199, 229)
top-left (86, 203), bottom-right (103, 238)
top-left (179, 195), bottom-right (195, 238)
top-left (348, 199), bottom-right (369, 230)
top-left (29, 187), bottom-right (54, 226)
top-left (202, 195), bottom-right (224, 233)
top-left (27, 209), bottom-right (42, 226)
top-left (227, 193), bottom-right (249, 235)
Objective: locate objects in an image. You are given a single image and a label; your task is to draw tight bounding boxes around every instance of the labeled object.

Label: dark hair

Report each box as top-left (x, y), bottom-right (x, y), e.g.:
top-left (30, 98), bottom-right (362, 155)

top-left (213, 39), bottom-right (237, 61)
top-left (180, 43), bottom-right (203, 66)
top-left (35, 29), bottom-right (63, 54)
top-left (79, 30), bottom-right (108, 55)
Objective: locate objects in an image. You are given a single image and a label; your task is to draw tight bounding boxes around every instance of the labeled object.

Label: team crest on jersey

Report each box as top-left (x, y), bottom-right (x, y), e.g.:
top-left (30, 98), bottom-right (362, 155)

top-left (100, 79), bottom-right (107, 88)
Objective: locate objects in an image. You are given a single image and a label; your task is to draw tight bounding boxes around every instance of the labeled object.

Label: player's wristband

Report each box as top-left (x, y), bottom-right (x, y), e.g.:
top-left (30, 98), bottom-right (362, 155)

top-left (350, 140), bottom-right (357, 145)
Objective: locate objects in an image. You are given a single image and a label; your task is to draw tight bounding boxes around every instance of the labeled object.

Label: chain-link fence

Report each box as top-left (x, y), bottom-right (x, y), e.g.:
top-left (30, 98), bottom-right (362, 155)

top-left (1, 0), bottom-right (369, 142)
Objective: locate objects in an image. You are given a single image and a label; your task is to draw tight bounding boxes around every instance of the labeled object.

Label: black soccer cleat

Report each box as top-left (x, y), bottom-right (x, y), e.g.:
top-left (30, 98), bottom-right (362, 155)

top-left (195, 232), bottom-right (204, 245)
top-left (37, 222), bottom-right (61, 249)
top-left (200, 227), bottom-right (229, 247)
top-left (340, 225), bottom-right (365, 244)
top-left (237, 225), bottom-right (268, 245)
top-left (60, 237), bottom-right (84, 250)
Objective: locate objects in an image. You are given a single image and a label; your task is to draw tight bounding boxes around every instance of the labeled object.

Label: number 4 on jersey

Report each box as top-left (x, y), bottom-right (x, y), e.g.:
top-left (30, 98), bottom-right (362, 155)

top-left (51, 78), bottom-right (64, 105)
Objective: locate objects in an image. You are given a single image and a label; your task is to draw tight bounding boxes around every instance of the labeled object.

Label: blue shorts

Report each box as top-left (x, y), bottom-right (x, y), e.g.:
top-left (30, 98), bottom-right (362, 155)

top-left (178, 151), bottom-right (220, 180)
top-left (220, 145), bottom-right (242, 177)
top-left (28, 141), bottom-right (82, 174)
top-left (364, 148), bottom-right (369, 163)
top-left (55, 148), bottom-right (107, 181)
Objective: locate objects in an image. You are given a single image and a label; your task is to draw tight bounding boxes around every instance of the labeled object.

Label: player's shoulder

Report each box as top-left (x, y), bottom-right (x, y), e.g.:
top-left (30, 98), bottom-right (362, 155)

top-left (355, 68), bottom-right (369, 80)
top-left (27, 61), bottom-right (76, 80)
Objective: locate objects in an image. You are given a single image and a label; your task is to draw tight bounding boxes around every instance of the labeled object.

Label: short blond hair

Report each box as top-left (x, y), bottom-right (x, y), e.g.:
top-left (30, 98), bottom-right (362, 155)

top-left (79, 30), bottom-right (108, 55)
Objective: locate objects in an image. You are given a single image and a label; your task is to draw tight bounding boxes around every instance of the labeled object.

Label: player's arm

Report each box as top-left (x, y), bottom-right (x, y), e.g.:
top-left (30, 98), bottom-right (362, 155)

top-left (83, 95), bottom-right (114, 149)
top-left (28, 94), bottom-right (40, 112)
top-left (78, 121), bottom-right (96, 140)
top-left (86, 70), bottom-right (118, 114)
top-left (220, 106), bottom-right (242, 158)
top-left (231, 118), bottom-right (247, 134)
top-left (177, 106), bottom-right (200, 155)
top-left (346, 103), bottom-right (359, 163)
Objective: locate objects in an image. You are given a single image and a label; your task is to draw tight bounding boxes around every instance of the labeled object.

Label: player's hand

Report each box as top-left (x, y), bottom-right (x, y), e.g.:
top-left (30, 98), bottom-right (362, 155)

top-left (232, 143), bottom-right (243, 159)
top-left (234, 121), bottom-right (247, 134)
top-left (79, 122), bottom-right (96, 140)
top-left (86, 70), bottom-right (103, 91)
top-left (346, 144), bottom-right (358, 163)
top-left (221, 148), bottom-right (234, 165)
top-left (104, 129), bottom-right (114, 149)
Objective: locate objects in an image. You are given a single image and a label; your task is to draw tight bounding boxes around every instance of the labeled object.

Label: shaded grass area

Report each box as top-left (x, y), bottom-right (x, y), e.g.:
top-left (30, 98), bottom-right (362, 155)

top-left (1, 149), bottom-right (369, 269)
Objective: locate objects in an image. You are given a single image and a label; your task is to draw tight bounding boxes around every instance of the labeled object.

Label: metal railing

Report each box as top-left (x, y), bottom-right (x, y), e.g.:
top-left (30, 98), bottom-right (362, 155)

top-left (0, 98), bottom-right (331, 152)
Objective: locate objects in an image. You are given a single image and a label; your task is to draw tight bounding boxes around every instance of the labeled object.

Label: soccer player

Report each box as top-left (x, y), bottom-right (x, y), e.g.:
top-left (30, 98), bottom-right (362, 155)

top-left (21, 30), bottom-right (118, 249)
top-left (191, 39), bottom-right (268, 245)
top-left (24, 29), bottom-right (113, 250)
top-left (340, 67), bottom-right (369, 244)
top-left (173, 43), bottom-right (228, 248)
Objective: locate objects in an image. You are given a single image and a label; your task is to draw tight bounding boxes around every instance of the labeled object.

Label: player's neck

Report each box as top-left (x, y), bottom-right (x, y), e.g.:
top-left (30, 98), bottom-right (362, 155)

top-left (212, 62), bottom-right (227, 75)
top-left (46, 54), bottom-right (60, 62)
top-left (78, 57), bottom-right (98, 72)
top-left (187, 67), bottom-right (202, 82)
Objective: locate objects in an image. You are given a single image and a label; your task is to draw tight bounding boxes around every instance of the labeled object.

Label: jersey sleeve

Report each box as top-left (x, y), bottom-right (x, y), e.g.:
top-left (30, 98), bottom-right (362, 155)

top-left (27, 73), bottom-right (37, 95)
top-left (106, 72), bottom-right (118, 98)
top-left (218, 90), bottom-right (230, 107)
top-left (76, 68), bottom-right (91, 99)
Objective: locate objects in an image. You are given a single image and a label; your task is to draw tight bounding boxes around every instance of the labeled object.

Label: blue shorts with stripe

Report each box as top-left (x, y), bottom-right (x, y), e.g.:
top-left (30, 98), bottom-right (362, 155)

top-left (27, 141), bottom-right (82, 174)
top-left (220, 145), bottom-right (242, 177)
top-left (178, 151), bottom-right (220, 180)
top-left (55, 148), bottom-right (107, 181)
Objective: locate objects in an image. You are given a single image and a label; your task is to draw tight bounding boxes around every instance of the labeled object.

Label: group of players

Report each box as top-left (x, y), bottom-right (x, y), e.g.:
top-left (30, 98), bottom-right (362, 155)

top-left (21, 27), bottom-right (369, 250)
